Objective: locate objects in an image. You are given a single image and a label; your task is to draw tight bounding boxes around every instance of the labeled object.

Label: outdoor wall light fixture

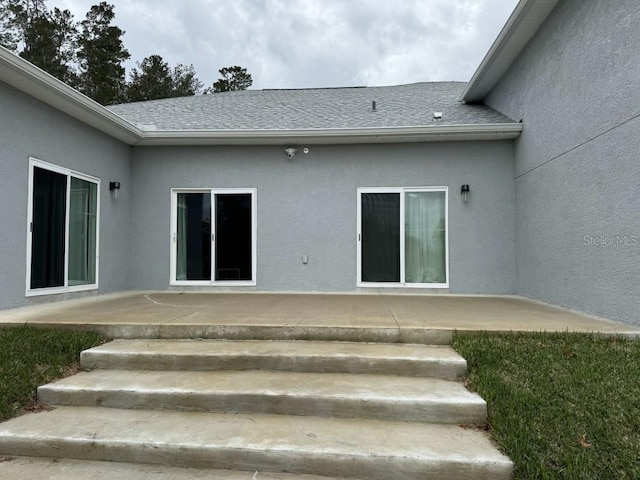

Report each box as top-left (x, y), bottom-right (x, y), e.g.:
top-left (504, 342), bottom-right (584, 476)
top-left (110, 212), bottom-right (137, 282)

top-left (461, 184), bottom-right (470, 202)
top-left (284, 148), bottom-right (297, 159)
top-left (110, 181), bottom-right (121, 199)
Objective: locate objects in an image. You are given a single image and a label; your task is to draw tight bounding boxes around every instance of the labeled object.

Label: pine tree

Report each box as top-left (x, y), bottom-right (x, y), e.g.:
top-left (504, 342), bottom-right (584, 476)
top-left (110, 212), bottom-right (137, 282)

top-left (207, 65), bottom-right (252, 93)
top-left (77, 1), bottom-right (129, 105)
top-left (0, 0), bottom-right (19, 50)
top-left (126, 54), bottom-right (173, 102)
top-left (126, 55), bottom-right (204, 102)
top-left (0, 1), bottom-right (77, 85)
top-left (171, 63), bottom-right (203, 97)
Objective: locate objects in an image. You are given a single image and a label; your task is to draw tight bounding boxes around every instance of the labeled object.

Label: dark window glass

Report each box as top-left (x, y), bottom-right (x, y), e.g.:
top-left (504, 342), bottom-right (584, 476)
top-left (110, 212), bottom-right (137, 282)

top-left (215, 194), bottom-right (252, 281)
top-left (361, 193), bottom-right (400, 282)
top-left (31, 167), bottom-right (67, 289)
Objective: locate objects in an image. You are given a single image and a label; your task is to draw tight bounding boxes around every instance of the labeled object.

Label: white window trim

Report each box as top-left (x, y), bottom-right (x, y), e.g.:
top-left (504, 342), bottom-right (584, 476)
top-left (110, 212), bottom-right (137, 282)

top-left (25, 158), bottom-right (100, 297)
top-left (170, 187), bottom-right (257, 287)
top-left (356, 186), bottom-right (449, 289)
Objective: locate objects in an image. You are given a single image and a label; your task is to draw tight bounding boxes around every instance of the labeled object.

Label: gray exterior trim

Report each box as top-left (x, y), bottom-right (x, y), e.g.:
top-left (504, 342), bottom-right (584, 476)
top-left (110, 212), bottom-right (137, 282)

top-left (460, 0), bottom-right (560, 103)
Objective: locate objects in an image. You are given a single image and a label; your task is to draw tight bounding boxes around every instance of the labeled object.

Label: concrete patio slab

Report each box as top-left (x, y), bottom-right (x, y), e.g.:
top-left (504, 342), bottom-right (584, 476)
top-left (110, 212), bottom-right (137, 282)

top-left (0, 292), bottom-right (636, 341)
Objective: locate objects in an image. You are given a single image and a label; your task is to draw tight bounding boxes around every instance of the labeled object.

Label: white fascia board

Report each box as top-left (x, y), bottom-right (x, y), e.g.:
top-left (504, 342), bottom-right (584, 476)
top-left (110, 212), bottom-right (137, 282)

top-left (135, 123), bottom-right (523, 146)
top-left (0, 46), bottom-right (143, 143)
top-left (460, 0), bottom-right (560, 103)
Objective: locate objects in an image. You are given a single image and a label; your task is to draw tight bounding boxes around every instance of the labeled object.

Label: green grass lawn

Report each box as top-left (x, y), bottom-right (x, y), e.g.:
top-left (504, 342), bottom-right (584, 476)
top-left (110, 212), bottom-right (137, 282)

top-left (453, 332), bottom-right (640, 480)
top-left (0, 326), bottom-right (107, 422)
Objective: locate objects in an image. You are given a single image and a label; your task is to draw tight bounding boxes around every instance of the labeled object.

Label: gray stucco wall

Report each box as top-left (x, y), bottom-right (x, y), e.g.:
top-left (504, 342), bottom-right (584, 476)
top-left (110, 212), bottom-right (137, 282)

top-left (485, 0), bottom-right (640, 324)
top-left (0, 81), bottom-right (132, 310)
top-left (129, 141), bottom-right (515, 294)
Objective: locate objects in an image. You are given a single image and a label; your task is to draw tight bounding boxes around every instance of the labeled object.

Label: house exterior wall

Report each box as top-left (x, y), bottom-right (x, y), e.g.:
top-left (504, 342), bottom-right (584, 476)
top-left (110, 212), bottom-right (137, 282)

top-left (485, 0), bottom-right (640, 324)
top-left (0, 81), bottom-right (132, 310)
top-left (129, 141), bottom-right (515, 294)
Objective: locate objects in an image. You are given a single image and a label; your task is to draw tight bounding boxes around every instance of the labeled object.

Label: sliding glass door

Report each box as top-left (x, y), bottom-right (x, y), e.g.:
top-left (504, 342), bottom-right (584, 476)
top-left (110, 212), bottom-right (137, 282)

top-left (358, 187), bottom-right (448, 287)
top-left (172, 189), bottom-right (256, 285)
top-left (27, 159), bottom-right (99, 295)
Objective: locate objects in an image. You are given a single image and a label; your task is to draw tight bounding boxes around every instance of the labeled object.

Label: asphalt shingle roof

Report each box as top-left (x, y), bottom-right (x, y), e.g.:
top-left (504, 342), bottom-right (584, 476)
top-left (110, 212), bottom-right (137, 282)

top-left (107, 82), bottom-right (514, 131)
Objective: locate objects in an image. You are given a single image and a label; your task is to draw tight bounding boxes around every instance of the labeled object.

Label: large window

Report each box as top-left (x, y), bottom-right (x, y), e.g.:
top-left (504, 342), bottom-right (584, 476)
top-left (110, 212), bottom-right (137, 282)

top-left (170, 189), bottom-right (257, 286)
top-left (357, 187), bottom-right (448, 288)
top-left (27, 159), bottom-right (99, 295)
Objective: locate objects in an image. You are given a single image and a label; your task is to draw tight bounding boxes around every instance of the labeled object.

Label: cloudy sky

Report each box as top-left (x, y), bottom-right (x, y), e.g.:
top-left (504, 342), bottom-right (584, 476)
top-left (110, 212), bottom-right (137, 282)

top-left (53, 0), bottom-right (519, 90)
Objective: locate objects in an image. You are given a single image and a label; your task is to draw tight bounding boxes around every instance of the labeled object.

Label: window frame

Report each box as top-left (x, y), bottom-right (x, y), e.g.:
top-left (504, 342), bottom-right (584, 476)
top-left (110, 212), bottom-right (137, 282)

top-left (356, 186), bottom-right (449, 289)
top-left (25, 158), bottom-right (101, 297)
top-left (169, 187), bottom-right (257, 287)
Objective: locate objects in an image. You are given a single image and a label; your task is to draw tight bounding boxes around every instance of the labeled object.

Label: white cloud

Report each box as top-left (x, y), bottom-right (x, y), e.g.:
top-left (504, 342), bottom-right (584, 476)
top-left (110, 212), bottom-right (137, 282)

top-left (52, 0), bottom-right (519, 89)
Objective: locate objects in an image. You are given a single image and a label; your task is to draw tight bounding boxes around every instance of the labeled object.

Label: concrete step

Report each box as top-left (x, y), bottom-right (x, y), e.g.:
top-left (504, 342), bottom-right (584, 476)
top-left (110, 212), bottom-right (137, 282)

top-left (31, 322), bottom-right (454, 344)
top-left (0, 407), bottom-right (513, 480)
top-left (81, 340), bottom-right (466, 378)
top-left (0, 456), bottom-right (356, 480)
top-left (38, 370), bottom-right (486, 424)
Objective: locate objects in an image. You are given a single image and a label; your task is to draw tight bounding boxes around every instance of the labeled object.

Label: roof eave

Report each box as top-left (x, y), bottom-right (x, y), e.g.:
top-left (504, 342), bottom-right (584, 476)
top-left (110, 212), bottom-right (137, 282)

top-left (0, 46), bottom-right (143, 144)
top-left (460, 0), bottom-right (560, 103)
top-left (135, 124), bottom-right (523, 146)
top-left (0, 46), bottom-right (522, 145)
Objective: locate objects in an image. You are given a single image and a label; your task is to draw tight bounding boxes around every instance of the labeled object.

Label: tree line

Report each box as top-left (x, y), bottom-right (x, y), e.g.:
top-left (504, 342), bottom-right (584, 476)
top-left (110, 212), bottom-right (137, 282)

top-left (0, 0), bottom-right (252, 105)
